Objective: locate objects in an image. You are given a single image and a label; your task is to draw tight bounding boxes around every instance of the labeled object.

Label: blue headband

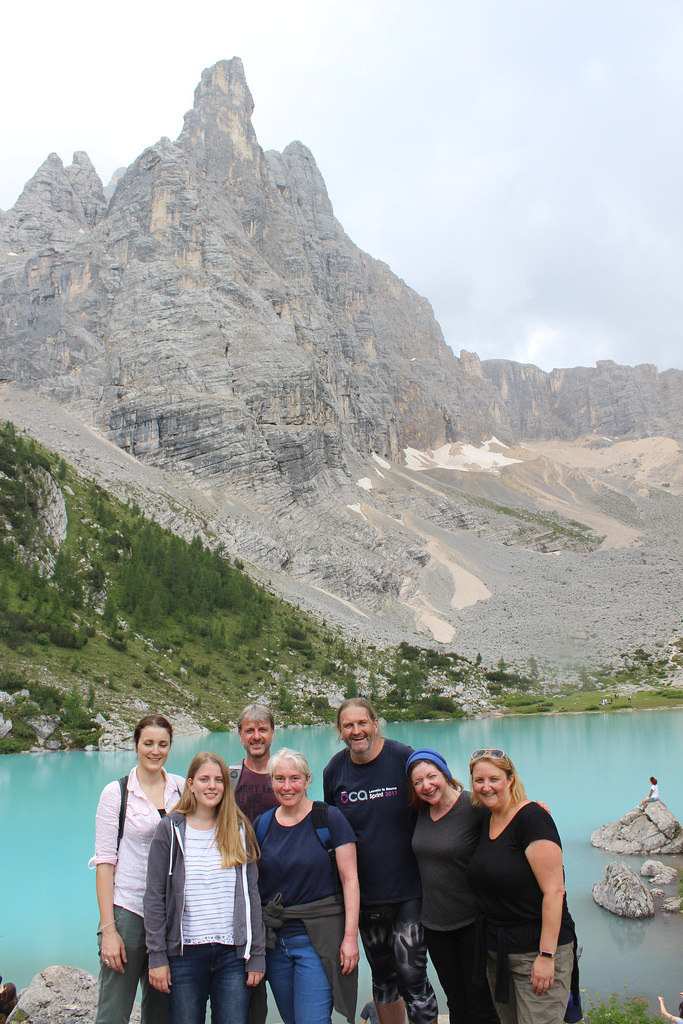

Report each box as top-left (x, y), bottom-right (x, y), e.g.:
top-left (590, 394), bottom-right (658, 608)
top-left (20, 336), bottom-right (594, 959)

top-left (405, 748), bottom-right (451, 779)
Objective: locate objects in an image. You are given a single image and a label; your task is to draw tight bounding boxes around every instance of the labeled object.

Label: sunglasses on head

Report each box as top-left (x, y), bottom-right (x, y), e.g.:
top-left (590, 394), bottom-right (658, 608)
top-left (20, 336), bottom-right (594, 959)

top-left (470, 748), bottom-right (506, 761)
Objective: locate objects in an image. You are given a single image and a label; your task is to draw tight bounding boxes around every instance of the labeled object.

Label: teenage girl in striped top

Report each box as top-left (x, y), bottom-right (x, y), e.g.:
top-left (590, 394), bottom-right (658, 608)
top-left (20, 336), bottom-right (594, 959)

top-left (144, 751), bottom-right (266, 1024)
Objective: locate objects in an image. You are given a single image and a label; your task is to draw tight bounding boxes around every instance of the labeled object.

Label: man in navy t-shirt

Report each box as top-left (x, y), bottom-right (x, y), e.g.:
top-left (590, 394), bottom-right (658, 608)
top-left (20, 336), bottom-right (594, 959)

top-left (323, 699), bottom-right (438, 1024)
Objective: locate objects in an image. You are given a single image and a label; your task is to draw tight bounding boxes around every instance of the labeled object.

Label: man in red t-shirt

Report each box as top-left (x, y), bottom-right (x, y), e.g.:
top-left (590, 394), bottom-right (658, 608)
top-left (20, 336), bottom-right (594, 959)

top-left (231, 703), bottom-right (279, 821)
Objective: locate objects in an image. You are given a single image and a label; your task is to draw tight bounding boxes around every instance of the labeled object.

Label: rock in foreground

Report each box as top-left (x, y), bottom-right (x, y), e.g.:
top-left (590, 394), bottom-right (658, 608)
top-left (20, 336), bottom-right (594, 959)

top-left (592, 861), bottom-right (655, 918)
top-left (590, 802), bottom-right (683, 855)
top-left (8, 966), bottom-right (141, 1023)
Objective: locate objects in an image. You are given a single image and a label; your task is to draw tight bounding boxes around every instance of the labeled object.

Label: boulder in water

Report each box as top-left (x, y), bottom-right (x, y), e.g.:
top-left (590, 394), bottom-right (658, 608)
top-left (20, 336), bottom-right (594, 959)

top-left (590, 802), bottom-right (683, 855)
top-left (641, 859), bottom-right (679, 884)
top-left (592, 860), bottom-right (655, 918)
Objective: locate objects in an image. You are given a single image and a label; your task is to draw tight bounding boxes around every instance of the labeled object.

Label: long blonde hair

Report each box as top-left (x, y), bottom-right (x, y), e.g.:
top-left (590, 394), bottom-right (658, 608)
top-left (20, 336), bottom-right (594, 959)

top-left (174, 751), bottom-right (259, 867)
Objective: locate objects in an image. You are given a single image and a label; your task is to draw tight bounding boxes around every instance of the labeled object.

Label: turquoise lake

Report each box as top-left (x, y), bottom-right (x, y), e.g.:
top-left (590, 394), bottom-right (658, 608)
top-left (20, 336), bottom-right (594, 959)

top-left (1, 710), bottom-right (682, 1012)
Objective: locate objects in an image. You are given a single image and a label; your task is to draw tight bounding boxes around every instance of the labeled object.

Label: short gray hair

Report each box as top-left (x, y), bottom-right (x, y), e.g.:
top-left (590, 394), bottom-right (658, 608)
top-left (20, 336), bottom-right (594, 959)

top-left (268, 748), bottom-right (311, 780)
top-left (237, 703), bottom-right (275, 731)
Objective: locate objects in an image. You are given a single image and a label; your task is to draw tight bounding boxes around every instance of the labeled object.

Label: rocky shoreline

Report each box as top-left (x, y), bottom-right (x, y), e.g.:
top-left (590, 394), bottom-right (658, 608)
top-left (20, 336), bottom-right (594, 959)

top-left (591, 802), bottom-right (683, 918)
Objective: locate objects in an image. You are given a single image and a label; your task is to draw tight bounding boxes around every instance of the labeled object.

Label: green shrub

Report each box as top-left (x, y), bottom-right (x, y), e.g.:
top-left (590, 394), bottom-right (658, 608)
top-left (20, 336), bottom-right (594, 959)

top-left (0, 668), bottom-right (28, 693)
top-left (586, 991), bottom-right (659, 1024)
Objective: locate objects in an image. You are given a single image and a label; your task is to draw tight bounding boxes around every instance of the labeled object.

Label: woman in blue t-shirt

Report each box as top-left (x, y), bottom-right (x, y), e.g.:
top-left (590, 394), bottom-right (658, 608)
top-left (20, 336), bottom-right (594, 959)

top-left (254, 748), bottom-right (359, 1024)
top-left (466, 749), bottom-right (577, 1024)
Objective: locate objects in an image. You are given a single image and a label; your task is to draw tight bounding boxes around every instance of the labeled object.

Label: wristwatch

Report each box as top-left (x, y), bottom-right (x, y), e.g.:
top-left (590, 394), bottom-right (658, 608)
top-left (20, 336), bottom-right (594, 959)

top-left (538, 950), bottom-right (555, 958)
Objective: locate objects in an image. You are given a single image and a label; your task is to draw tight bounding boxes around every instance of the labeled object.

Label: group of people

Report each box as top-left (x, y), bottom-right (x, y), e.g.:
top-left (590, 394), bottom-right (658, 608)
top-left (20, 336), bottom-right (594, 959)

top-left (92, 699), bottom-right (580, 1024)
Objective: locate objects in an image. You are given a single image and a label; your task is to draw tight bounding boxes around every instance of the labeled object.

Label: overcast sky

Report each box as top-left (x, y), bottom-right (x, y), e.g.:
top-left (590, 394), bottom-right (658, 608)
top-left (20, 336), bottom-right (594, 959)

top-left (2, 0), bottom-right (682, 373)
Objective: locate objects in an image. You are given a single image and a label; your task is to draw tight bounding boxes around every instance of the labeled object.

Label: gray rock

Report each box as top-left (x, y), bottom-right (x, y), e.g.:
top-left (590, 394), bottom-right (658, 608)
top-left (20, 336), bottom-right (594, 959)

top-left (592, 860), bottom-right (655, 918)
top-left (591, 803), bottom-right (683, 855)
top-left (7, 965), bottom-right (141, 1023)
top-left (20, 714), bottom-right (60, 741)
top-left (479, 356), bottom-right (683, 442)
top-left (662, 898), bottom-right (682, 913)
top-left (641, 859), bottom-right (678, 884)
top-left (0, 714), bottom-right (12, 738)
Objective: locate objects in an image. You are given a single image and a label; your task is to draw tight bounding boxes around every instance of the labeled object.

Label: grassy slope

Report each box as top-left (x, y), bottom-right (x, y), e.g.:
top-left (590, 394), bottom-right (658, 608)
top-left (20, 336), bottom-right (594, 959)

top-left (1, 421), bottom-right (682, 753)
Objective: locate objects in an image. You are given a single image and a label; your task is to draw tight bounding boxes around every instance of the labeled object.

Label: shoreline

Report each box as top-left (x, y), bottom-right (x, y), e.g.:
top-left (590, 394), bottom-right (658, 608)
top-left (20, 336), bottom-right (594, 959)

top-left (8, 700), bottom-right (683, 756)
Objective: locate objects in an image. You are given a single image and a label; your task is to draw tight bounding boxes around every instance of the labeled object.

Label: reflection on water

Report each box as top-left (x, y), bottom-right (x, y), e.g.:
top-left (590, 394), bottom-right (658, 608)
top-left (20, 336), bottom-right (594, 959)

top-left (602, 911), bottom-right (650, 949)
top-left (2, 710), bottom-right (682, 1008)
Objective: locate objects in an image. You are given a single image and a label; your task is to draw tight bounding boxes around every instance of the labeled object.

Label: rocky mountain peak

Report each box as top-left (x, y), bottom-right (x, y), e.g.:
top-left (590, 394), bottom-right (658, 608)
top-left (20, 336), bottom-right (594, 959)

top-left (5, 149), bottom-right (106, 253)
top-left (266, 141), bottom-right (337, 231)
top-left (176, 57), bottom-right (263, 185)
top-left (65, 151), bottom-right (108, 226)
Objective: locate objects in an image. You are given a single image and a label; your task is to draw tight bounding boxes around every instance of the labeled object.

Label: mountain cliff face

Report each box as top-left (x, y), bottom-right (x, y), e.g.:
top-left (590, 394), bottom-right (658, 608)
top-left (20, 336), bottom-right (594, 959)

top-left (0, 59), bottom-right (505, 497)
top-left (476, 355), bottom-right (683, 441)
top-left (1, 57), bottom-right (681, 482)
top-left (0, 58), bottom-right (682, 666)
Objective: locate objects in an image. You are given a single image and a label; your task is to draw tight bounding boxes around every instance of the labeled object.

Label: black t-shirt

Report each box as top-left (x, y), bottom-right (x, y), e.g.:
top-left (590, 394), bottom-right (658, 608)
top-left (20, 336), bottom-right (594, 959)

top-left (323, 739), bottom-right (421, 904)
top-left (466, 802), bottom-right (574, 952)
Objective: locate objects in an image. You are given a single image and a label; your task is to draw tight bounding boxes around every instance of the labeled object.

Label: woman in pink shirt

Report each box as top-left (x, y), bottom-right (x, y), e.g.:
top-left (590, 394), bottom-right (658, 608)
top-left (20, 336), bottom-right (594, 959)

top-left (91, 714), bottom-right (184, 1024)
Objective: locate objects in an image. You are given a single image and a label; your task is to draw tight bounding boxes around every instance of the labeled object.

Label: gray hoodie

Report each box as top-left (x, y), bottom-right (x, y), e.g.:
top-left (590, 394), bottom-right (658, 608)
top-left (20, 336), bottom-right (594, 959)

top-left (144, 811), bottom-right (266, 973)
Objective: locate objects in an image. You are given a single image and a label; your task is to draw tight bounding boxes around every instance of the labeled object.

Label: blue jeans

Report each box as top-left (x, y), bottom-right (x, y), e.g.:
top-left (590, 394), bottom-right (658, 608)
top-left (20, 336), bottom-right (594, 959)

top-left (266, 932), bottom-right (333, 1024)
top-left (168, 943), bottom-right (250, 1024)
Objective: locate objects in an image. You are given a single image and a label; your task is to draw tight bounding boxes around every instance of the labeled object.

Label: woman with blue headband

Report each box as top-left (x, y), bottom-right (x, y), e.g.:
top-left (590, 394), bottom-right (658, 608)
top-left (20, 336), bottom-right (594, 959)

top-left (406, 748), bottom-right (499, 1024)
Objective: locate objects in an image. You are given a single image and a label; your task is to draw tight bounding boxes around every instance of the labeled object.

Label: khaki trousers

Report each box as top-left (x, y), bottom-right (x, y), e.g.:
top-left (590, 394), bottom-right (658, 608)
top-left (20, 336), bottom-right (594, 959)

top-left (486, 941), bottom-right (574, 1024)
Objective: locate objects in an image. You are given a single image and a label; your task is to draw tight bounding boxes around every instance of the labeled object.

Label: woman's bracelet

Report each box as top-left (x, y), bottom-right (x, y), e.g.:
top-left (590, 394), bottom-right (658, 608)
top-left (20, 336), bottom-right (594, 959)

top-left (97, 921), bottom-right (115, 934)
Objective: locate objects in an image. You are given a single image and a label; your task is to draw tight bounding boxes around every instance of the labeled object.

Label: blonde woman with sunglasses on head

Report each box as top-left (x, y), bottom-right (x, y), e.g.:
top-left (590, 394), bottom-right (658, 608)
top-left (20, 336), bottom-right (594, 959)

top-left (465, 749), bottom-right (579, 1024)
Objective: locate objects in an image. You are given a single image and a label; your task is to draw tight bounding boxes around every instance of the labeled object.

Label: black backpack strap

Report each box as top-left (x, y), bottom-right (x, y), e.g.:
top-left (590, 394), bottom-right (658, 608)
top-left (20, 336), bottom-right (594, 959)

top-left (311, 801), bottom-right (340, 893)
top-left (116, 776), bottom-right (129, 852)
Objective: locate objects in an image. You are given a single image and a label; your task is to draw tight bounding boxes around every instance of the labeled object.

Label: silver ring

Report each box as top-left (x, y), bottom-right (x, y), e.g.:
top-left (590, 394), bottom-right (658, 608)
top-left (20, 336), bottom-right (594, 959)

top-left (104, 958), bottom-right (110, 965)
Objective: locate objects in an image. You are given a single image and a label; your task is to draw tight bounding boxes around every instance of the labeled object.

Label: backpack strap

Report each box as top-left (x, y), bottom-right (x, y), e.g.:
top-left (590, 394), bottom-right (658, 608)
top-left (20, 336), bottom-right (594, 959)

top-left (311, 801), bottom-right (340, 892)
top-left (311, 801), bottom-right (333, 856)
top-left (116, 773), bottom-right (182, 853)
top-left (116, 776), bottom-right (129, 852)
top-left (254, 807), bottom-right (277, 847)
top-left (229, 762), bottom-right (244, 789)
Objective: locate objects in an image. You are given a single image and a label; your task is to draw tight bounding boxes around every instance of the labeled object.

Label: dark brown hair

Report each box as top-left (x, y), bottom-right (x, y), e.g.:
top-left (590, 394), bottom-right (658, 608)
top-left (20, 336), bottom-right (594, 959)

top-left (133, 714), bottom-right (173, 748)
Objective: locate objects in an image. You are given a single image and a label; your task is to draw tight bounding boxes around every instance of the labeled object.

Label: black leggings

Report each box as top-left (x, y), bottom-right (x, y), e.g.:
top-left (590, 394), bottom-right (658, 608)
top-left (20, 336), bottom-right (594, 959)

top-left (424, 923), bottom-right (500, 1024)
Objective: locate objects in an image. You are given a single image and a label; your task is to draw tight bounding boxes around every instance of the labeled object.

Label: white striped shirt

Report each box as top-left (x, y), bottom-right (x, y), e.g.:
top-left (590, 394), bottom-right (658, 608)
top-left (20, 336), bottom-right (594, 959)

top-left (182, 824), bottom-right (236, 945)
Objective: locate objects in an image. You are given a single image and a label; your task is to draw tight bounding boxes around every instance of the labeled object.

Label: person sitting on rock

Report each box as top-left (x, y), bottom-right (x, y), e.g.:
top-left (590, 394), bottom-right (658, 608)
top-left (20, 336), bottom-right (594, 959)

top-left (638, 776), bottom-right (659, 810)
top-left (658, 994), bottom-right (683, 1024)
